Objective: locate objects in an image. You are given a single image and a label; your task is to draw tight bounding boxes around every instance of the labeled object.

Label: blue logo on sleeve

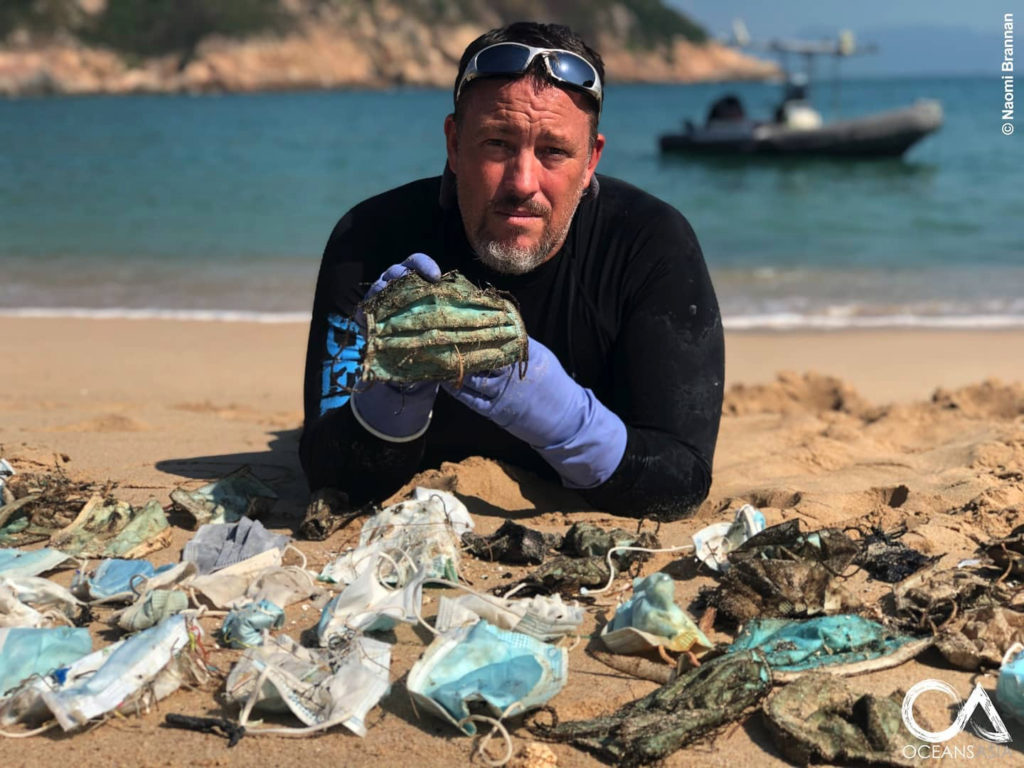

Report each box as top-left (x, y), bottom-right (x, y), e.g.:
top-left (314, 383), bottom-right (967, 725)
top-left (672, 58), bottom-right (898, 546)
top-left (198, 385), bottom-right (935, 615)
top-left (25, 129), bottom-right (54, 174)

top-left (320, 313), bottom-right (364, 415)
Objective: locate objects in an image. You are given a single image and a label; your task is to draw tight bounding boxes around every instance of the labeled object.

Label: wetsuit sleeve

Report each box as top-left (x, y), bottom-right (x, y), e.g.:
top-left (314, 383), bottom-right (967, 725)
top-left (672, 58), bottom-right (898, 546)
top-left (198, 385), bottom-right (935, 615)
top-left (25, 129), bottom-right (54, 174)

top-left (579, 209), bottom-right (724, 520)
top-left (299, 212), bottom-right (426, 503)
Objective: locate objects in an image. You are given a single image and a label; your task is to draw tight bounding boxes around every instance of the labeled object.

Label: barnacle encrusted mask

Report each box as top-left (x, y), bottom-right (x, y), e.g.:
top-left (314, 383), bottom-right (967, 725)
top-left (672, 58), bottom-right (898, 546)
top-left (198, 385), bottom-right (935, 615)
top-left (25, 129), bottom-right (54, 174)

top-left (359, 271), bottom-right (528, 385)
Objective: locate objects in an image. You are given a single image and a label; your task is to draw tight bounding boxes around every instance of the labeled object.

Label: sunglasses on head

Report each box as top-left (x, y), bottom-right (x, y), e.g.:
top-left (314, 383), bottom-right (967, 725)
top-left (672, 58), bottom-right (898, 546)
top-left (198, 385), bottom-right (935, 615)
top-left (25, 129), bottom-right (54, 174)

top-left (456, 42), bottom-right (603, 116)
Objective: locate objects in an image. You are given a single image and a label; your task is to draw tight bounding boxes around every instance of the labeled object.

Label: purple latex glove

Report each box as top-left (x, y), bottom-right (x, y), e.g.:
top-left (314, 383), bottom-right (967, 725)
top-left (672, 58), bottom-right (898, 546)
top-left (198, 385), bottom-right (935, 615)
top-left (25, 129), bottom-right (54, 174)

top-left (350, 253), bottom-right (442, 442)
top-left (441, 337), bottom-right (627, 489)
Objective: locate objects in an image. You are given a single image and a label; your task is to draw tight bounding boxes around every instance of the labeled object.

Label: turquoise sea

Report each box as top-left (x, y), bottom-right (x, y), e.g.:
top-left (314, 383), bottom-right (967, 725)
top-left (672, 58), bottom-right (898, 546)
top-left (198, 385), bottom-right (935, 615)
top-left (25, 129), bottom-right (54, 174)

top-left (1, 75), bottom-right (1021, 329)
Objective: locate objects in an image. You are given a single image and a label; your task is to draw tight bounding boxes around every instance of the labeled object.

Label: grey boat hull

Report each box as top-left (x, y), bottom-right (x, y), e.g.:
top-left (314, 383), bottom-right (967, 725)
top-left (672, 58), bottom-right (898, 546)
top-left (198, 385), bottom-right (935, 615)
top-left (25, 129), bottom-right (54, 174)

top-left (659, 100), bottom-right (943, 159)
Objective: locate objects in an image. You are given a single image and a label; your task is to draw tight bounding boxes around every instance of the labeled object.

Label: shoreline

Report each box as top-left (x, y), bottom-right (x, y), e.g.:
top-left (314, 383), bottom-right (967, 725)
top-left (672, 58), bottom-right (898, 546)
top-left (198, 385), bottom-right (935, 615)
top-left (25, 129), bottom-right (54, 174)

top-left (4, 308), bottom-right (1024, 333)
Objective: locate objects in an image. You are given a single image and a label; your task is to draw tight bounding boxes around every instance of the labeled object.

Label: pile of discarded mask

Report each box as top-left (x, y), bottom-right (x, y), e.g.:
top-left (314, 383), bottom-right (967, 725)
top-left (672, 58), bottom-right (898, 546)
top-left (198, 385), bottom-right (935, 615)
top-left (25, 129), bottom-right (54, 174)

top-left (10, 455), bottom-right (1024, 768)
top-left (0, 467), bottom-right (589, 763)
top-left (0, 464), bottom-right (313, 739)
top-left (526, 509), bottom-right (1024, 767)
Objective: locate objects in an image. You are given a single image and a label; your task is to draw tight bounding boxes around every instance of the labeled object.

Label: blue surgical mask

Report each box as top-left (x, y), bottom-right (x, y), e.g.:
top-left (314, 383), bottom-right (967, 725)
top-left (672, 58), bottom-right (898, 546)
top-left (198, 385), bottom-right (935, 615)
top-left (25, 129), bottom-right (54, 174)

top-left (0, 626), bottom-right (92, 696)
top-left (221, 599), bottom-right (284, 648)
top-left (407, 620), bottom-right (567, 735)
top-left (0, 548), bottom-right (69, 579)
top-left (603, 573), bottom-right (712, 655)
top-left (41, 614), bottom-right (195, 731)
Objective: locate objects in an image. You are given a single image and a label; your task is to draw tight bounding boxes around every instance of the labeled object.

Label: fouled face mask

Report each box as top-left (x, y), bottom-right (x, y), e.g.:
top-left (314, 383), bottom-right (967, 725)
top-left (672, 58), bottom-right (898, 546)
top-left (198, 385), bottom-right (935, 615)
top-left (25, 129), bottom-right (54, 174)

top-left (0, 626), bottom-right (92, 698)
top-left (359, 271), bottom-right (528, 384)
top-left (602, 573), bottom-right (713, 656)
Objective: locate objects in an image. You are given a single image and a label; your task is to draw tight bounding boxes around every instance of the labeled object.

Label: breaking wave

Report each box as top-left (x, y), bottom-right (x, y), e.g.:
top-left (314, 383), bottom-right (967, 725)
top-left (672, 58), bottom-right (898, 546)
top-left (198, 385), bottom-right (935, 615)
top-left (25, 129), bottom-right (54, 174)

top-left (3, 305), bottom-right (1024, 330)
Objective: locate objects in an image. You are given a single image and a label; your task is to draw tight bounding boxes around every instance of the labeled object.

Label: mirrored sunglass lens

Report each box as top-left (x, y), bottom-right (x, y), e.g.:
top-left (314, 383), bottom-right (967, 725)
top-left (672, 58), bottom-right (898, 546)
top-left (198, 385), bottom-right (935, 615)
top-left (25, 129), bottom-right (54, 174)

top-left (547, 53), bottom-right (597, 89)
top-left (475, 44), bottom-right (532, 74)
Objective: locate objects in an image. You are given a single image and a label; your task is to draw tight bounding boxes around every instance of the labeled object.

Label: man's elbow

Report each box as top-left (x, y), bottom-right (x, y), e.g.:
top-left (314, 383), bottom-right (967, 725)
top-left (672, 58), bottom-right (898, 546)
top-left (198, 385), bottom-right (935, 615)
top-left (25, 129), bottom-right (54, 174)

top-left (579, 456), bottom-right (712, 522)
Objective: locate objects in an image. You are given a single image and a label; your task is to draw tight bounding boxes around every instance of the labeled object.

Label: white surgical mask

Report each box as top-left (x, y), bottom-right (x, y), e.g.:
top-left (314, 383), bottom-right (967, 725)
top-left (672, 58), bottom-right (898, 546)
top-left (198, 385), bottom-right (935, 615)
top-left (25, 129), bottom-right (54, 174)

top-left (224, 633), bottom-right (391, 737)
top-left (435, 592), bottom-right (583, 642)
top-left (317, 550), bottom-right (427, 644)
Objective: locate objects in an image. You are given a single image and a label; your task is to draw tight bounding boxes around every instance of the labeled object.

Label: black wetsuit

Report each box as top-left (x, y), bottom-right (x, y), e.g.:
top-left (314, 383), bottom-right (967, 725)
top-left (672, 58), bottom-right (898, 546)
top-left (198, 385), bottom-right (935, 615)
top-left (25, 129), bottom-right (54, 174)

top-left (300, 172), bottom-right (724, 520)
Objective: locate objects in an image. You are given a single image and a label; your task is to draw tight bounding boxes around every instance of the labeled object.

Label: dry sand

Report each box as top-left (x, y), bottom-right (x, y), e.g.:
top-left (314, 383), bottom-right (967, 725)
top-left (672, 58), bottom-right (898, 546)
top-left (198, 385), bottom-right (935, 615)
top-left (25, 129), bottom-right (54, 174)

top-left (2, 318), bottom-right (1024, 767)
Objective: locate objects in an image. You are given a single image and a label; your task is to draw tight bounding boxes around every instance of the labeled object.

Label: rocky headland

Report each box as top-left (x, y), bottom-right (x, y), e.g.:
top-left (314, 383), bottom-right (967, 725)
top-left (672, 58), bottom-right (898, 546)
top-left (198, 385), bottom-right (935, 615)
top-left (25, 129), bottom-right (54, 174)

top-left (0, 0), bottom-right (776, 97)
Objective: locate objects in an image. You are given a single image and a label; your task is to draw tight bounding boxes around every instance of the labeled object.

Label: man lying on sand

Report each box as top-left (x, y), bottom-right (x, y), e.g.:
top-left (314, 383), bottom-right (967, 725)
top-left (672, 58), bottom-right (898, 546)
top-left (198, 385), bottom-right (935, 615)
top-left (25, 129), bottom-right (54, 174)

top-left (300, 21), bottom-right (724, 520)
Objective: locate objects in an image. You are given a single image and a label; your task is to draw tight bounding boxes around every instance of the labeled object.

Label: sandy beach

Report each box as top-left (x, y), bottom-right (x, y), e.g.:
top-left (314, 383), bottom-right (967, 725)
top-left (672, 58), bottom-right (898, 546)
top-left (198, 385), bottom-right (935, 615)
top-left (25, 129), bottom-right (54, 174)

top-left (3, 317), bottom-right (1024, 766)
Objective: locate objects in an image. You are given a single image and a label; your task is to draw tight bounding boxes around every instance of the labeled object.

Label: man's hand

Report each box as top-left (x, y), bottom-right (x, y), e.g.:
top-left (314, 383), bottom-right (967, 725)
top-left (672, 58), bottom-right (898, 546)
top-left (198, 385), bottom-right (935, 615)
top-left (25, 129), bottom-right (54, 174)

top-left (351, 254), bottom-right (442, 442)
top-left (358, 253), bottom-right (442, 322)
top-left (442, 337), bottom-right (627, 488)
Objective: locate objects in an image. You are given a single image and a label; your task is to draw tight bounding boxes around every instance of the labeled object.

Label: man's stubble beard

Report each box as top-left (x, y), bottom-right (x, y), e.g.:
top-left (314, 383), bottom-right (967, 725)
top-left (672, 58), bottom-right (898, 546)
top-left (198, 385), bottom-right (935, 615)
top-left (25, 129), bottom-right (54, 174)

top-left (464, 174), bottom-right (589, 276)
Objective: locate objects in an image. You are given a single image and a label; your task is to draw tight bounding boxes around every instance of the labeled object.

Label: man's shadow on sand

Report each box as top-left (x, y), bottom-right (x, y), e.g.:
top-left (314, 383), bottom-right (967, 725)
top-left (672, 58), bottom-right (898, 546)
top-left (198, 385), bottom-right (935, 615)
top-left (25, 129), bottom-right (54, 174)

top-left (155, 428), bottom-right (309, 522)
top-left (155, 428), bottom-right (594, 534)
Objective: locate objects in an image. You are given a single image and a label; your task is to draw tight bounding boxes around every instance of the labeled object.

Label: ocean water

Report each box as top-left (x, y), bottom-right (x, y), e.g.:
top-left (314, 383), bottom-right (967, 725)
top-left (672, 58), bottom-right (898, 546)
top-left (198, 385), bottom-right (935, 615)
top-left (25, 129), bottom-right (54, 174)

top-left (1, 75), bottom-right (1021, 329)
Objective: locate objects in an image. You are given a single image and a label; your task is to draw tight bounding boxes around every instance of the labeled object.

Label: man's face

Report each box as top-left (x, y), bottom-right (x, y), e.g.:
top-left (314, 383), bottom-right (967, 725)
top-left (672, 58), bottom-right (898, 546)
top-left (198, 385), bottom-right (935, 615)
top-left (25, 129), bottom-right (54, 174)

top-left (444, 77), bottom-right (605, 274)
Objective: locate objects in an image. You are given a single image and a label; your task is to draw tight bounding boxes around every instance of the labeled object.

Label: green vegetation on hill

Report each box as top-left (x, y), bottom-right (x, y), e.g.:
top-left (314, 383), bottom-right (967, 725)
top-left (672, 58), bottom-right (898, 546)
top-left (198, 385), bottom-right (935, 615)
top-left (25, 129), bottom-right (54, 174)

top-left (85, 0), bottom-right (290, 58)
top-left (1, 0), bottom-right (707, 56)
top-left (560, 0), bottom-right (708, 49)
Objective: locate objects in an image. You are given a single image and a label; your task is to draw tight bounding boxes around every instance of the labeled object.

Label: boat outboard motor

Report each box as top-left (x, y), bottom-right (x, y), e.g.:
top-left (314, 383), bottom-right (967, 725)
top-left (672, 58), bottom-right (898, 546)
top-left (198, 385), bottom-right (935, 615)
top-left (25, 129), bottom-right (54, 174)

top-left (706, 95), bottom-right (746, 126)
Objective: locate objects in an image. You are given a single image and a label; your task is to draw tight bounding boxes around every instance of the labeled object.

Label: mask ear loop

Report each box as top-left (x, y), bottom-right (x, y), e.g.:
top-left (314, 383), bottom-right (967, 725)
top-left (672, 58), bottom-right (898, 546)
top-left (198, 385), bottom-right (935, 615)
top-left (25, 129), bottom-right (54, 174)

top-left (0, 722), bottom-right (60, 739)
top-left (579, 544), bottom-right (696, 596)
top-left (129, 573), bottom-right (150, 599)
top-left (457, 702), bottom-right (522, 768)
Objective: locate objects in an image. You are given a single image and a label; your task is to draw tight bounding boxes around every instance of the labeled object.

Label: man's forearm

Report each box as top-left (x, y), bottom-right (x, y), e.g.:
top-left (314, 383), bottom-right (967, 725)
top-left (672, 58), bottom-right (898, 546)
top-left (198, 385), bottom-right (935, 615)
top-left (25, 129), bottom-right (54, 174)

top-left (576, 427), bottom-right (713, 520)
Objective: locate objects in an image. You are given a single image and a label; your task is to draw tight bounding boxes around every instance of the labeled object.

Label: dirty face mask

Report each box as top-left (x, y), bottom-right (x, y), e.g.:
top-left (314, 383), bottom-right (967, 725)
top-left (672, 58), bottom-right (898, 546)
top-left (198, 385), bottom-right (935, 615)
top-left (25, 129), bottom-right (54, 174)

top-left (0, 576), bottom-right (83, 629)
top-left (73, 560), bottom-right (195, 603)
top-left (112, 589), bottom-right (189, 633)
top-left (530, 650), bottom-right (770, 765)
top-left (170, 467), bottom-right (278, 528)
top-left (691, 504), bottom-right (766, 572)
top-left (40, 614), bottom-right (201, 731)
top-left (317, 551), bottom-right (427, 643)
top-left (359, 271), bottom-right (528, 384)
top-left (406, 620), bottom-right (567, 735)
top-left (462, 520), bottom-right (563, 565)
top-left (319, 489), bottom-right (472, 586)
top-left (435, 591), bottom-right (584, 642)
top-left (602, 573), bottom-right (713, 656)
top-left (224, 633), bottom-right (391, 737)
top-left (0, 581), bottom-right (48, 628)
top-left (186, 548), bottom-right (284, 609)
top-left (998, 643), bottom-right (1024, 721)
top-left (221, 599), bottom-right (285, 649)
top-left (726, 615), bottom-right (931, 678)
top-left (937, 606), bottom-right (1024, 671)
top-left (50, 498), bottom-right (171, 559)
top-left (764, 672), bottom-right (929, 764)
top-left (182, 517), bottom-right (288, 575)
top-left (0, 636), bottom-right (127, 727)
top-left (0, 576), bottom-right (81, 625)
top-left (0, 547), bottom-right (70, 578)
